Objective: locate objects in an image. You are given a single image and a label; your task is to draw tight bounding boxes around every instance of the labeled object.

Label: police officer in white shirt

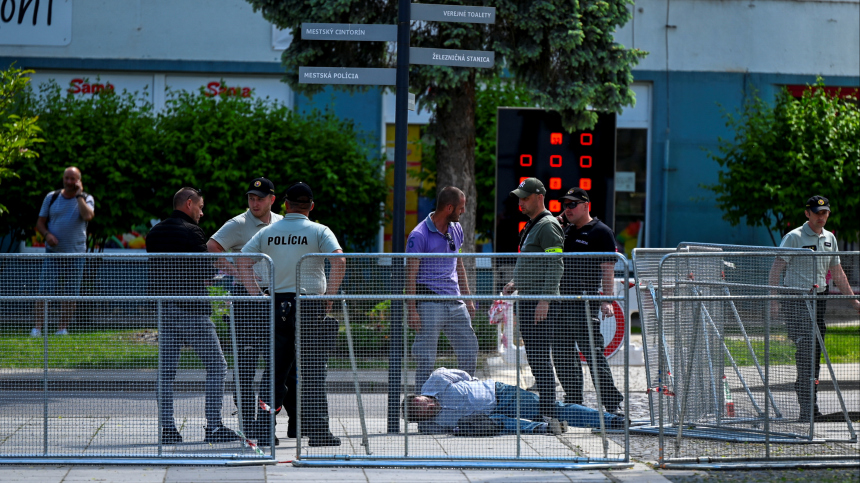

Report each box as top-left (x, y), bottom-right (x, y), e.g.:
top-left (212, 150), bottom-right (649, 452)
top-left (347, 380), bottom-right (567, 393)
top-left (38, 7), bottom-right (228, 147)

top-left (768, 195), bottom-right (860, 421)
top-left (238, 182), bottom-right (345, 447)
top-left (208, 177), bottom-right (283, 444)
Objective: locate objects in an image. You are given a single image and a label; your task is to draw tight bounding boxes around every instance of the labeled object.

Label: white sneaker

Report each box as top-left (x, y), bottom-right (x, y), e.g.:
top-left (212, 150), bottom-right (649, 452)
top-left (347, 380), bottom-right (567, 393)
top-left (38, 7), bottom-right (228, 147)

top-left (30, 328), bottom-right (41, 337)
top-left (55, 329), bottom-right (69, 336)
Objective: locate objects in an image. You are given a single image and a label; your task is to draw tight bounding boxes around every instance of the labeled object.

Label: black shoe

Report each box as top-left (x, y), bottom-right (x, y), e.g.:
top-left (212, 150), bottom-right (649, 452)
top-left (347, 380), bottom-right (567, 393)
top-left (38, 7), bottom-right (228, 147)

top-left (161, 426), bottom-right (182, 444)
top-left (799, 410), bottom-right (824, 422)
top-left (204, 424), bottom-right (240, 443)
top-left (307, 432), bottom-right (341, 447)
top-left (608, 417), bottom-right (629, 430)
top-left (247, 421), bottom-right (279, 446)
top-left (287, 420), bottom-right (296, 438)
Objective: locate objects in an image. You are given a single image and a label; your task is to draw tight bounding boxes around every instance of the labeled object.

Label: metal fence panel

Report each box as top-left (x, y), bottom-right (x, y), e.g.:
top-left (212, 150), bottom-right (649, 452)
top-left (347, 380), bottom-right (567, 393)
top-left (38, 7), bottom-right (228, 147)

top-left (294, 253), bottom-right (631, 468)
top-left (647, 250), bottom-right (859, 468)
top-left (0, 253), bottom-right (275, 465)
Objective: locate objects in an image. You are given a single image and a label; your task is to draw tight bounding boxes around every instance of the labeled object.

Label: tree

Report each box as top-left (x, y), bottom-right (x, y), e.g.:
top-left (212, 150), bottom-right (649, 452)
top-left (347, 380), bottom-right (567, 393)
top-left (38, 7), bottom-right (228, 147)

top-left (245, 0), bottom-right (645, 254)
top-left (0, 66), bottom-right (43, 214)
top-left (707, 81), bottom-right (860, 245)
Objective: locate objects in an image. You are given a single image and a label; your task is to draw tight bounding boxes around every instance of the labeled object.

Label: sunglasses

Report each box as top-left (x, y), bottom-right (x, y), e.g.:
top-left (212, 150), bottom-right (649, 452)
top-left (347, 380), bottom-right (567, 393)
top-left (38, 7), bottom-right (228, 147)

top-left (564, 201), bottom-right (586, 210)
top-left (443, 232), bottom-right (456, 251)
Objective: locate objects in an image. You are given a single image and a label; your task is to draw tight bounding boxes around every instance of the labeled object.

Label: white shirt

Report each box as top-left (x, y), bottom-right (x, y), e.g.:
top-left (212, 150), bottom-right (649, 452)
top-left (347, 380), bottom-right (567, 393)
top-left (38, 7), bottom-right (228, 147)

top-left (210, 210), bottom-right (283, 287)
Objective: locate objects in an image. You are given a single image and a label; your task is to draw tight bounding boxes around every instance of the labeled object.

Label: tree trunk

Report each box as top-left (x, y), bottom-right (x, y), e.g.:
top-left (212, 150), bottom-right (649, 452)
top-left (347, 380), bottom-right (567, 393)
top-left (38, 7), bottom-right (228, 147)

top-left (433, 75), bottom-right (478, 288)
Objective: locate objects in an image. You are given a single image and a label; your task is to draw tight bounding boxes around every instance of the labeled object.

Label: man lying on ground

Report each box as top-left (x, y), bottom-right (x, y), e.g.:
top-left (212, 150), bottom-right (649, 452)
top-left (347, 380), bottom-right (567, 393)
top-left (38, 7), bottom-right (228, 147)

top-left (403, 368), bottom-right (626, 435)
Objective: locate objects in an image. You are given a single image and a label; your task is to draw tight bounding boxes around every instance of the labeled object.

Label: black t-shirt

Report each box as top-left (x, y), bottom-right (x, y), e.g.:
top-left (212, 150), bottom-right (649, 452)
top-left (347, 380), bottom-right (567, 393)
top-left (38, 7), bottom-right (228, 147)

top-left (559, 217), bottom-right (618, 295)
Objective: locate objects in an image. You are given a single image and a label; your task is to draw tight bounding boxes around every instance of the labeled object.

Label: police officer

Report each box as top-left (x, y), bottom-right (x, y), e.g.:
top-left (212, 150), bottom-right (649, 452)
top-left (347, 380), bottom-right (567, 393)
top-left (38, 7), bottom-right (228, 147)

top-left (239, 182), bottom-right (345, 447)
top-left (502, 177), bottom-right (564, 419)
top-left (208, 177), bottom-right (283, 444)
top-left (768, 195), bottom-right (860, 421)
top-left (554, 187), bottom-right (624, 414)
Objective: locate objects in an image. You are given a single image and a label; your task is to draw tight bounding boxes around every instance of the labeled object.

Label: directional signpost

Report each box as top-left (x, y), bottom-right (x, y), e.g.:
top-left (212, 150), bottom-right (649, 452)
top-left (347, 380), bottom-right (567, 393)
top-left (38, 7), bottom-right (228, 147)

top-left (299, 1), bottom-right (496, 433)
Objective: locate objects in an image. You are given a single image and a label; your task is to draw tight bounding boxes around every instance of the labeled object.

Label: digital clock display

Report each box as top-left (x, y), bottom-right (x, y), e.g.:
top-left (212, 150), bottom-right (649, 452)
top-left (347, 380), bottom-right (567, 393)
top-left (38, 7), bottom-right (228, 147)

top-left (494, 108), bottom-right (616, 253)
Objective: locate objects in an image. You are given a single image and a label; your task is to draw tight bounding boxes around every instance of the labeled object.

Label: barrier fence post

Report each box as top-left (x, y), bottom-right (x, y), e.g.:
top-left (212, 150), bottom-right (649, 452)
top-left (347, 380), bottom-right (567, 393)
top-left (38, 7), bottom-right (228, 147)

top-left (42, 300), bottom-right (48, 456)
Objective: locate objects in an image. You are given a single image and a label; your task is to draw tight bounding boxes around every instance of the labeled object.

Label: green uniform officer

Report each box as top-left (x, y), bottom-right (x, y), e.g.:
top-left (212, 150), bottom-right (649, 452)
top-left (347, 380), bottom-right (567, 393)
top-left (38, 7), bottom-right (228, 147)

top-left (502, 177), bottom-right (564, 418)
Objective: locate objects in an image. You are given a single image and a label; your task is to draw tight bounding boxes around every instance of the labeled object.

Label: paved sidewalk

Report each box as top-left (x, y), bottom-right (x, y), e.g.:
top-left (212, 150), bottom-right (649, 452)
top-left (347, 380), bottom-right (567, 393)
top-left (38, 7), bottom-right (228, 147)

top-left (0, 462), bottom-right (672, 483)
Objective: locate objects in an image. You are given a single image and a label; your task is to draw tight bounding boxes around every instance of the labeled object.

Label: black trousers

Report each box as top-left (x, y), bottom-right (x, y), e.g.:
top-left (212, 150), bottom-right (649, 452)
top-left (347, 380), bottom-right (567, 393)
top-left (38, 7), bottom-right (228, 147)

top-left (232, 285), bottom-right (273, 428)
top-left (552, 300), bottom-right (623, 410)
top-left (783, 291), bottom-right (828, 414)
top-left (517, 300), bottom-right (558, 418)
top-left (273, 293), bottom-right (334, 436)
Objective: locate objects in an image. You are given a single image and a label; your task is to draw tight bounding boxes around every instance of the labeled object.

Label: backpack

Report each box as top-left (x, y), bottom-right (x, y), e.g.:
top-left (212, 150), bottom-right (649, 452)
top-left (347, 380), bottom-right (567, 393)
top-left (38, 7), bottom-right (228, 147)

top-left (45, 189), bottom-right (94, 249)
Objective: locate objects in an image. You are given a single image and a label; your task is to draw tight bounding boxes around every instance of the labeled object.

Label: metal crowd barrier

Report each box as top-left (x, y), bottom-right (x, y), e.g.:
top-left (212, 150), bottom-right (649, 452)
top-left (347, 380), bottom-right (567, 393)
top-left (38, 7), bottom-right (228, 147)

top-left (633, 246), bottom-right (859, 469)
top-left (0, 253), bottom-right (275, 465)
top-left (294, 252), bottom-right (632, 470)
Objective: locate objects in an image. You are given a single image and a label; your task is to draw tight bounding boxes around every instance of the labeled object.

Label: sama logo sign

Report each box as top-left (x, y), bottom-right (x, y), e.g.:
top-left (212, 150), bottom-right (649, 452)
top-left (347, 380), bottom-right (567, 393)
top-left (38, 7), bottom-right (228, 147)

top-left (0, 0), bottom-right (72, 46)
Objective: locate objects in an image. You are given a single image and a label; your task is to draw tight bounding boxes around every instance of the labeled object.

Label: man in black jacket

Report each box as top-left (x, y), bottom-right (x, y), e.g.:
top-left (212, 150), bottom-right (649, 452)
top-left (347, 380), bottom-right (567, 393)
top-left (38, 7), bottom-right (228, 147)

top-left (146, 187), bottom-right (239, 444)
top-left (553, 187), bottom-right (624, 414)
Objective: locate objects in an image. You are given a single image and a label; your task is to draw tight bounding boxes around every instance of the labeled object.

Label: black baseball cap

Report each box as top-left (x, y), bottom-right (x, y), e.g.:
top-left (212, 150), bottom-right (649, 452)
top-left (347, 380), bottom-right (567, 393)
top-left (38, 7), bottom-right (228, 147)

top-left (806, 195), bottom-right (830, 213)
top-left (284, 182), bottom-right (313, 203)
top-left (561, 187), bottom-right (590, 203)
top-left (246, 177), bottom-right (275, 198)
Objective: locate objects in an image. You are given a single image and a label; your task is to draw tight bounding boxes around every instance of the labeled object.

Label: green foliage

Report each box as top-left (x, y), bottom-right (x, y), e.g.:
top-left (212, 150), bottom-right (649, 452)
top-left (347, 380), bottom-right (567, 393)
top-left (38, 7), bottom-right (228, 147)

top-left (409, 78), bottom-right (536, 241)
top-left (245, 0), bottom-right (645, 251)
top-left (0, 66), bottom-right (44, 214)
top-left (474, 78), bottom-right (536, 240)
top-left (706, 80), bottom-right (860, 244)
top-left (1, 80), bottom-right (385, 252)
top-left (247, 0), bottom-right (644, 132)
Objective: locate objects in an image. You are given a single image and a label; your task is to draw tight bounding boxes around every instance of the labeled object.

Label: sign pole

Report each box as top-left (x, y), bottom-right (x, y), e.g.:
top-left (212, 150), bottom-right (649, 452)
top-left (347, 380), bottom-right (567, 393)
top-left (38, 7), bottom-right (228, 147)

top-left (388, 0), bottom-right (410, 434)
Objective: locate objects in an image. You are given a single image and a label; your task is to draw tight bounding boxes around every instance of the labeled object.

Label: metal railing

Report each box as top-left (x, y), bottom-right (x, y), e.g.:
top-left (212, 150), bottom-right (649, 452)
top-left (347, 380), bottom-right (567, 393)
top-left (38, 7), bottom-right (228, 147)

top-left (633, 246), bottom-right (859, 469)
top-left (0, 253), bottom-right (275, 465)
top-left (293, 252), bottom-right (632, 469)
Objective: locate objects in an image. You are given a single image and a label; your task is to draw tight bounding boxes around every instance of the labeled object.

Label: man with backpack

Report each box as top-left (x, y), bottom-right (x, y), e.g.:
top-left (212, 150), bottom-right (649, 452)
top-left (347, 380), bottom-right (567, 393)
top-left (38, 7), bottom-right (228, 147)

top-left (32, 166), bottom-right (95, 337)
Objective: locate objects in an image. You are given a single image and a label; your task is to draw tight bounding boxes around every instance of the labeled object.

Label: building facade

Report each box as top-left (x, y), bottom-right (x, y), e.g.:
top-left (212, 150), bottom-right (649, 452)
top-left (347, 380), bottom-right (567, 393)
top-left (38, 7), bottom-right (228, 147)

top-left (2, 0), bottom-right (857, 250)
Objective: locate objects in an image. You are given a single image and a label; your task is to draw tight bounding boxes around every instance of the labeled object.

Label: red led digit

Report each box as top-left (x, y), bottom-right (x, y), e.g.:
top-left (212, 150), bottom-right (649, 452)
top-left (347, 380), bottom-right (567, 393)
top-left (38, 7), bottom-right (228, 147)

top-left (580, 156), bottom-right (592, 168)
top-left (549, 200), bottom-right (561, 212)
top-left (519, 154), bottom-right (532, 166)
top-left (549, 177), bottom-right (562, 190)
top-left (580, 133), bottom-right (592, 145)
top-left (580, 178), bottom-right (592, 190)
top-left (519, 177), bottom-right (528, 184)
top-left (518, 221), bottom-right (527, 232)
top-left (550, 155), bottom-right (562, 167)
top-left (550, 133), bottom-right (562, 145)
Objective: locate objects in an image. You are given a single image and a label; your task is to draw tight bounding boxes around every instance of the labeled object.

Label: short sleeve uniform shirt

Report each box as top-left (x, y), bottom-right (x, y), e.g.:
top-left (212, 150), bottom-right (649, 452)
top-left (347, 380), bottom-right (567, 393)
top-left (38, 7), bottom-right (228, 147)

top-left (242, 213), bottom-right (341, 294)
top-left (210, 210), bottom-right (284, 288)
top-left (778, 222), bottom-right (840, 291)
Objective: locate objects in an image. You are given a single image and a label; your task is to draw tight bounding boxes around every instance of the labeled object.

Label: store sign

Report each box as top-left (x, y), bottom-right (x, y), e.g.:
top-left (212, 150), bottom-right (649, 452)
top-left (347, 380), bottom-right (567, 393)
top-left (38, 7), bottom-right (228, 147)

top-left (165, 76), bottom-right (292, 105)
top-left (0, 0), bottom-right (72, 46)
top-left (28, 72), bottom-right (154, 100)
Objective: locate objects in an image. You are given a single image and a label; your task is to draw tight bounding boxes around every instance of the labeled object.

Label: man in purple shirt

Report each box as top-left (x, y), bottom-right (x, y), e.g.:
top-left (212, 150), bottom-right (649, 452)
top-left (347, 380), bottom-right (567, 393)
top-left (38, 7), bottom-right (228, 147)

top-left (406, 186), bottom-right (478, 391)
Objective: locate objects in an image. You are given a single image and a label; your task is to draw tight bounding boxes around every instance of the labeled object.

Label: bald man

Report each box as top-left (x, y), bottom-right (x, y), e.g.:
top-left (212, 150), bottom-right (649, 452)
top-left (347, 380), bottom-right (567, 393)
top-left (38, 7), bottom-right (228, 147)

top-left (32, 167), bottom-right (95, 337)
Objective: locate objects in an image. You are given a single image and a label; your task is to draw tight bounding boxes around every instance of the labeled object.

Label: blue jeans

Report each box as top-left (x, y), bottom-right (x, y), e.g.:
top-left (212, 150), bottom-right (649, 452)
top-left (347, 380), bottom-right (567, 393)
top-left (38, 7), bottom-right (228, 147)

top-left (492, 382), bottom-right (624, 432)
top-left (159, 304), bottom-right (227, 429)
top-left (413, 301), bottom-right (478, 391)
top-left (38, 257), bottom-right (86, 296)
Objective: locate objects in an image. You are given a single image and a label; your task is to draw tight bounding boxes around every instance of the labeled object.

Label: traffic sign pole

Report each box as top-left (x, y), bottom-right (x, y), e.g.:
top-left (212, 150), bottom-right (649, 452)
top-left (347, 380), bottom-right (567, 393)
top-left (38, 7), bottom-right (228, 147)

top-left (388, 0), bottom-right (411, 434)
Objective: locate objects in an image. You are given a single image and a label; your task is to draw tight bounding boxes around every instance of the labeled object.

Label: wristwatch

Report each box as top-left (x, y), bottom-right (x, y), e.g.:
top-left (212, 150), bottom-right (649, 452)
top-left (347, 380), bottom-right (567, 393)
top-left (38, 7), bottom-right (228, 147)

top-left (75, 194), bottom-right (85, 199)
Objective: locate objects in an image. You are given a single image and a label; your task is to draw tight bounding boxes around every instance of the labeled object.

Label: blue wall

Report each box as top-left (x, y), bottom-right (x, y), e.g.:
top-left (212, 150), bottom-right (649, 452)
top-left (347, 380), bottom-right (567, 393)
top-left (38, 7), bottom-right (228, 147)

top-left (636, 70), bottom-right (860, 249)
top-left (294, 86), bottom-right (383, 152)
